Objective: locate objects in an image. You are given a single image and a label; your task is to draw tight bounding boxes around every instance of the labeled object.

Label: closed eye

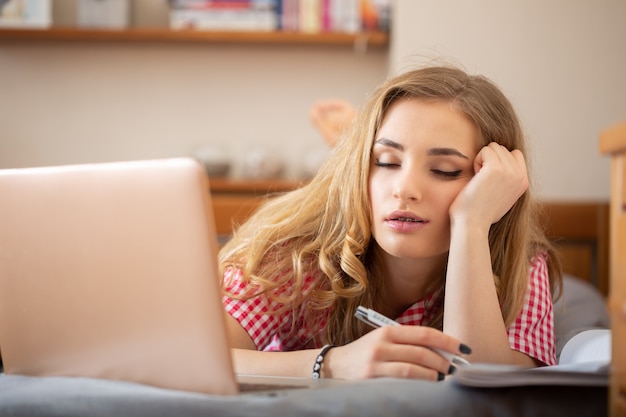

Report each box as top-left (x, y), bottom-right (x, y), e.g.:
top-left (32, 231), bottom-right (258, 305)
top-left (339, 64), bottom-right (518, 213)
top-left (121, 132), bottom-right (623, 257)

top-left (432, 169), bottom-right (462, 178)
top-left (375, 159), bottom-right (400, 168)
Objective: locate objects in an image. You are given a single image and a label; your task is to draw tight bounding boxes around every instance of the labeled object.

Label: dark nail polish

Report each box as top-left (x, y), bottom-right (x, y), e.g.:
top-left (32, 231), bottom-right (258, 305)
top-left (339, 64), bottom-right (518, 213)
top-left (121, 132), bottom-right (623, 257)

top-left (448, 365), bottom-right (457, 375)
top-left (437, 372), bottom-right (445, 381)
top-left (459, 343), bottom-right (472, 354)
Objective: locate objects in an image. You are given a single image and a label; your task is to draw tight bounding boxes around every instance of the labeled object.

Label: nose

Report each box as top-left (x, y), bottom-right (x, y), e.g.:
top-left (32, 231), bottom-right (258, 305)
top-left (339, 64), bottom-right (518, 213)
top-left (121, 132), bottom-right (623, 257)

top-left (392, 169), bottom-right (421, 203)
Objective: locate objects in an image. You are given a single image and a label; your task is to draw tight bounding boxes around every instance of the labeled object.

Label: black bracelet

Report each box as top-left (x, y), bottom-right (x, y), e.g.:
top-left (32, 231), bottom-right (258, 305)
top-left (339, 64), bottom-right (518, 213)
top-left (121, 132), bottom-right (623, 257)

top-left (312, 344), bottom-right (336, 379)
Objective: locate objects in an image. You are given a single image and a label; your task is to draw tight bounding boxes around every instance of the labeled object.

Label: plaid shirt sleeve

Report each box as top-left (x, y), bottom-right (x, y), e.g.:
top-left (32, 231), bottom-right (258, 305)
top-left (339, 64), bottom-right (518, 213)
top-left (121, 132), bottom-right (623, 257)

top-left (222, 267), bottom-right (323, 352)
top-left (507, 253), bottom-right (556, 365)
top-left (222, 267), bottom-right (287, 351)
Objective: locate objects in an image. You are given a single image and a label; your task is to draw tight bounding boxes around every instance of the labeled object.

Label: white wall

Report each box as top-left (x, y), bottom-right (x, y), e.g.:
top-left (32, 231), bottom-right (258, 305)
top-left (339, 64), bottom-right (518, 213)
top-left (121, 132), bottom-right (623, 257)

top-left (0, 41), bottom-right (388, 179)
top-left (390, 0), bottom-right (626, 201)
top-left (2, 1), bottom-right (625, 197)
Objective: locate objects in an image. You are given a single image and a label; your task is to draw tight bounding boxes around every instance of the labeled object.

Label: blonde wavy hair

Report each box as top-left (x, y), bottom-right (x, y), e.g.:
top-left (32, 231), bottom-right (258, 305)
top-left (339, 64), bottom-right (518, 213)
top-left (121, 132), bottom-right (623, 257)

top-left (219, 65), bottom-right (562, 347)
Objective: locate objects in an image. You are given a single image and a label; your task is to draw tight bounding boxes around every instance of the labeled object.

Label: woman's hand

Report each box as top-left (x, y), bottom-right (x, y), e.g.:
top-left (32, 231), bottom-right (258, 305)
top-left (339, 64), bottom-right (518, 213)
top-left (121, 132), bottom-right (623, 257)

top-left (324, 325), bottom-right (470, 380)
top-left (443, 143), bottom-right (531, 366)
top-left (449, 142), bottom-right (528, 229)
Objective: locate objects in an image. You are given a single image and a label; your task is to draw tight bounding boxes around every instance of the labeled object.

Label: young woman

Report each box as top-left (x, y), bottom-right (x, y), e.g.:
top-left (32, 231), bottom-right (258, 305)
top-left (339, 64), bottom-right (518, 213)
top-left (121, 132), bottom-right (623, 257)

top-left (219, 65), bottom-right (562, 381)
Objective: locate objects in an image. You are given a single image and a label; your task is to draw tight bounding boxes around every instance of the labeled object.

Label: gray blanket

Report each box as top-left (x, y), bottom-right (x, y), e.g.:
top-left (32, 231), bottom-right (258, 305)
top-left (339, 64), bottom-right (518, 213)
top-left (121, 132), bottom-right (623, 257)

top-left (0, 373), bottom-right (606, 417)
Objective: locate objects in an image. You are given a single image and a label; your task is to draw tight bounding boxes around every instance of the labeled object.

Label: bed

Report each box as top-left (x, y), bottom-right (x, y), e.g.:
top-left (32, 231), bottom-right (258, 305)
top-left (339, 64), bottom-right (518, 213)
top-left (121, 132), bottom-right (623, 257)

top-left (0, 195), bottom-right (611, 417)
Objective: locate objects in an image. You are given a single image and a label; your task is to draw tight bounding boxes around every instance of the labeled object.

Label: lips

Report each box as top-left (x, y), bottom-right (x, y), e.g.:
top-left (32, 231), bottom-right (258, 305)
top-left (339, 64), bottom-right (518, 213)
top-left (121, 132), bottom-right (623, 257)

top-left (387, 210), bottom-right (426, 223)
top-left (383, 210), bottom-right (428, 233)
top-left (393, 216), bottom-right (423, 223)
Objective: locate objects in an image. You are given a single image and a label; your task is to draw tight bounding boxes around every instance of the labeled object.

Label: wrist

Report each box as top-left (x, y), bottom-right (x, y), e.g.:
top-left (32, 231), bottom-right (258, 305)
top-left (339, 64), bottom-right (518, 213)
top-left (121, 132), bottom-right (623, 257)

top-left (312, 344), bottom-right (336, 379)
top-left (450, 216), bottom-right (490, 239)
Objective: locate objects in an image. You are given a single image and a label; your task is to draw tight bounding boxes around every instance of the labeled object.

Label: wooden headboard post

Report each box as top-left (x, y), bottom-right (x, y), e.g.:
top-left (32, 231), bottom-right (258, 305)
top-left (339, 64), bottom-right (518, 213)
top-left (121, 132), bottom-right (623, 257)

top-left (599, 119), bottom-right (626, 417)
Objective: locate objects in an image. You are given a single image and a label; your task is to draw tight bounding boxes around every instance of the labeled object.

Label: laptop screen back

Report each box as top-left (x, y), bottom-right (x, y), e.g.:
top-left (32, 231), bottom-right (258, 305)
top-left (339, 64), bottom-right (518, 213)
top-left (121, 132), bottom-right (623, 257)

top-left (0, 158), bottom-right (238, 395)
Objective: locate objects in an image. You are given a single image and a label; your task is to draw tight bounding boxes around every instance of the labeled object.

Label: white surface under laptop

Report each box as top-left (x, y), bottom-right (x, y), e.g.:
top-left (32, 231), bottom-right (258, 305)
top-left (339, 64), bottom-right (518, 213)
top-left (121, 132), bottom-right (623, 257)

top-left (0, 158), bottom-right (343, 395)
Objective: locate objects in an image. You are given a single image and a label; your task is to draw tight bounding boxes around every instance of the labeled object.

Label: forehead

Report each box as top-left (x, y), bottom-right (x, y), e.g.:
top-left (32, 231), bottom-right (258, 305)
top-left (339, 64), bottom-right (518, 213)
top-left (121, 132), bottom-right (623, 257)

top-left (376, 98), bottom-right (479, 151)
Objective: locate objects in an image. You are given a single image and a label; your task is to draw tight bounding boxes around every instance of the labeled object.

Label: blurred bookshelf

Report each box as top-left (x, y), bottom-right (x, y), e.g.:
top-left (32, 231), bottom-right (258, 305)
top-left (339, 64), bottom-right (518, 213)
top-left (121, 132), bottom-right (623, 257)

top-left (0, 26), bottom-right (388, 48)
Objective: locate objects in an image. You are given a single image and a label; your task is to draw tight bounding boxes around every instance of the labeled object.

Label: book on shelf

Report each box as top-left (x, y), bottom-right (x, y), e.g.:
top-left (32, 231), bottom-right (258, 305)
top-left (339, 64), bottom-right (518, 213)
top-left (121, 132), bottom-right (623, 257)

top-left (167, 0), bottom-right (391, 34)
top-left (169, 0), bottom-right (280, 31)
top-left (287, 0), bottom-right (390, 34)
top-left (298, 0), bottom-right (320, 33)
top-left (452, 328), bottom-right (611, 387)
top-left (0, 0), bottom-right (51, 28)
top-left (77, 0), bottom-right (130, 29)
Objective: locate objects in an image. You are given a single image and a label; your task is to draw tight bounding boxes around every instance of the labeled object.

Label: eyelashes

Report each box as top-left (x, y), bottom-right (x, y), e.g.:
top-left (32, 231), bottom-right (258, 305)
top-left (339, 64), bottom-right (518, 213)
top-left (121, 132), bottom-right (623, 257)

top-left (431, 169), bottom-right (462, 178)
top-left (374, 161), bottom-right (399, 168)
top-left (374, 159), bottom-right (463, 179)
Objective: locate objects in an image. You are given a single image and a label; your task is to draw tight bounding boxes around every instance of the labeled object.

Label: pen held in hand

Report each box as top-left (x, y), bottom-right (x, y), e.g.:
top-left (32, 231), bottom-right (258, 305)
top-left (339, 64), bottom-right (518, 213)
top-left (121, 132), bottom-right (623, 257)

top-left (354, 306), bottom-right (471, 367)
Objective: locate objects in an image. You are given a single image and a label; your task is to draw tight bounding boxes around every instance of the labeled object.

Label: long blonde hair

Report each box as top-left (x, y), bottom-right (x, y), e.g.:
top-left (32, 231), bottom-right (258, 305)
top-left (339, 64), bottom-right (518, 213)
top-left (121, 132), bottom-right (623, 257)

top-left (219, 65), bottom-right (562, 346)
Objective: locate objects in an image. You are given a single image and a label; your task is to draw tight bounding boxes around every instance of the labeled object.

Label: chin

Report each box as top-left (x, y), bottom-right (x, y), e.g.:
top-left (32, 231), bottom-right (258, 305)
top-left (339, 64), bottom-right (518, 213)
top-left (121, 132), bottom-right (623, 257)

top-left (377, 239), bottom-right (446, 260)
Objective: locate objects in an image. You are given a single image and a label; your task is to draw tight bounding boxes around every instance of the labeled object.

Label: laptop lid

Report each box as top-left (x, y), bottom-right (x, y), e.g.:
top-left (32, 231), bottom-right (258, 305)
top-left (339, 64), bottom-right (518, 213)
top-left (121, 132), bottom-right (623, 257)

top-left (0, 158), bottom-right (238, 395)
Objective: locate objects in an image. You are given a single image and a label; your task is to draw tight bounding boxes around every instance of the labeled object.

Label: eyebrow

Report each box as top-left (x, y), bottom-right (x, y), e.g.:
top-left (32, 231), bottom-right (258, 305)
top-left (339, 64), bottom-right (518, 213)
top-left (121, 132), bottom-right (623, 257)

top-left (427, 147), bottom-right (469, 159)
top-left (374, 138), bottom-right (404, 151)
top-left (374, 138), bottom-right (469, 159)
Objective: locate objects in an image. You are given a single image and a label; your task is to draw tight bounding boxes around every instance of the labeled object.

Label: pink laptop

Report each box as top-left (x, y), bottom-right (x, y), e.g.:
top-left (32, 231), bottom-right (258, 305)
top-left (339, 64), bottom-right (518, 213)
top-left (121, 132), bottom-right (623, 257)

top-left (0, 158), bottom-right (240, 394)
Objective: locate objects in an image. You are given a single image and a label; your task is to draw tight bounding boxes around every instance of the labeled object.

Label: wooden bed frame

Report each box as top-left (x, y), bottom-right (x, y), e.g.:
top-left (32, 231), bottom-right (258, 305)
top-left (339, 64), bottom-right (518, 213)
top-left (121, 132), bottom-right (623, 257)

top-left (538, 201), bottom-right (610, 296)
top-left (209, 179), bottom-right (610, 297)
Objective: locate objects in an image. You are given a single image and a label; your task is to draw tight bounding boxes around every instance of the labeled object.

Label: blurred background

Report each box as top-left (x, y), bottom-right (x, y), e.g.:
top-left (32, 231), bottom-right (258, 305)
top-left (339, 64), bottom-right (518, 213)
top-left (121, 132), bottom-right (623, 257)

top-left (1, 0), bottom-right (625, 201)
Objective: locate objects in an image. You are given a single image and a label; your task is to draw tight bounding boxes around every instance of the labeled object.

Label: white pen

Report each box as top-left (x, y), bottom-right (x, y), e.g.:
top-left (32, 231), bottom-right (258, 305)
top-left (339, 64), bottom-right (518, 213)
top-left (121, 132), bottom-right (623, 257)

top-left (354, 306), bottom-right (471, 367)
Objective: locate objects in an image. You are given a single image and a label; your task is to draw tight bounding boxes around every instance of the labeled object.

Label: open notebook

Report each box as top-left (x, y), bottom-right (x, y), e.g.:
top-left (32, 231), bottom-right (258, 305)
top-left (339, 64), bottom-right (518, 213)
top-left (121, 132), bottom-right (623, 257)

top-left (0, 158), bottom-right (340, 395)
top-left (452, 329), bottom-right (610, 387)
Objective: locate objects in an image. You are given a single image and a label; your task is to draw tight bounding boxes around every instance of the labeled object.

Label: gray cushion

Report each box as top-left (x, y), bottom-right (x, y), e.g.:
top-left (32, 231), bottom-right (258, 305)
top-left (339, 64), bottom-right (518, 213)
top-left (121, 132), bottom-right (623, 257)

top-left (553, 274), bottom-right (610, 358)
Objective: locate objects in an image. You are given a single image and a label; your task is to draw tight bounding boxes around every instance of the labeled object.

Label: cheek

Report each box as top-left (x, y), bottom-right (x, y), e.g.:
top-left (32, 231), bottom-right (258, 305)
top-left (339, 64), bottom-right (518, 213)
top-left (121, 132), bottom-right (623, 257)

top-left (433, 183), bottom-right (468, 218)
top-left (368, 177), bottom-right (384, 209)
top-left (368, 180), bottom-right (386, 232)
top-left (443, 189), bottom-right (462, 209)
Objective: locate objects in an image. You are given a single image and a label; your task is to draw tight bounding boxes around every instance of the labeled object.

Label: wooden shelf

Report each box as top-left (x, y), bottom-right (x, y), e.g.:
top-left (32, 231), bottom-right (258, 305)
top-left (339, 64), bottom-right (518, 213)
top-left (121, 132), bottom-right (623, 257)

top-left (208, 177), bottom-right (304, 194)
top-left (208, 178), bottom-right (305, 237)
top-left (0, 27), bottom-right (389, 48)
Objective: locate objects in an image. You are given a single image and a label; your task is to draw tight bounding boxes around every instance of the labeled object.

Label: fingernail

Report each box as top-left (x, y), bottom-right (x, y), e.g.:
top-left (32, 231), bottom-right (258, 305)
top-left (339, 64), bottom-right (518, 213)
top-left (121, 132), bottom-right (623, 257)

top-left (437, 372), bottom-right (445, 381)
top-left (448, 365), bottom-right (457, 375)
top-left (459, 343), bottom-right (472, 354)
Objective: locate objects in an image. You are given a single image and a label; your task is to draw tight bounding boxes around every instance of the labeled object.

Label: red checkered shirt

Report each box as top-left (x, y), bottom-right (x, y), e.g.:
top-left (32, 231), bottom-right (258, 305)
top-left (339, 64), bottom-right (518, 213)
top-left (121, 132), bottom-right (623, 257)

top-left (222, 253), bottom-right (555, 365)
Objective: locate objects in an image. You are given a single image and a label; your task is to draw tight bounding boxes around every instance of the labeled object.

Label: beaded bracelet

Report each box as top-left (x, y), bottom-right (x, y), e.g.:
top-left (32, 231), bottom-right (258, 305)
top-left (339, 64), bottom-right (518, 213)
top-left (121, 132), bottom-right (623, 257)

top-left (312, 344), bottom-right (336, 379)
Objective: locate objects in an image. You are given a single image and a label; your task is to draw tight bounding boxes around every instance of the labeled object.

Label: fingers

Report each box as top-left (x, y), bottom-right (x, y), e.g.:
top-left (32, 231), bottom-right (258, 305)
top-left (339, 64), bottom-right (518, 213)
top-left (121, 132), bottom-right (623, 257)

top-left (365, 340), bottom-right (457, 381)
top-left (378, 325), bottom-right (468, 358)
top-left (479, 143), bottom-right (529, 213)
top-left (453, 142), bottom-right (528, 227)
top-left (474, 143), bottom-right (528, 196)
top-left (350, 326), bottom-right (470, 380)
